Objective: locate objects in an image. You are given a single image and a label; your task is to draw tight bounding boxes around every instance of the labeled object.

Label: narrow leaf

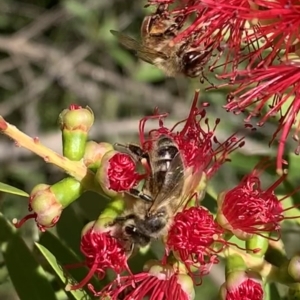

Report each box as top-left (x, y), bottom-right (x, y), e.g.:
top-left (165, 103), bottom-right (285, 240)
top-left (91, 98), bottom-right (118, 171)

top-left (0, 214), bottom-right (56, 300)
top-left (56, 205), bottom-right (83, 258)
top-left (0, 182), bottom-right (29, 197)
top-left (35, 243), bottom-right (88, 300)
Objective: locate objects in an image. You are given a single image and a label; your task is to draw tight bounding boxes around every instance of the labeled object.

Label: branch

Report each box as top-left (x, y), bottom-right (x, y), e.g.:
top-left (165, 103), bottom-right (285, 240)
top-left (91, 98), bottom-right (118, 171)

top-left (0, 116), bottom-right (99, 193)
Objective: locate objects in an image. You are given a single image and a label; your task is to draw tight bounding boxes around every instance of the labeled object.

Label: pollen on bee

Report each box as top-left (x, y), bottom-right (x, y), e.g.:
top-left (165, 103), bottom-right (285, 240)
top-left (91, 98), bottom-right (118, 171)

top-left (168, 40), bottom-right (175, 47)
top-left (141, 157), bottom-right (151, 176)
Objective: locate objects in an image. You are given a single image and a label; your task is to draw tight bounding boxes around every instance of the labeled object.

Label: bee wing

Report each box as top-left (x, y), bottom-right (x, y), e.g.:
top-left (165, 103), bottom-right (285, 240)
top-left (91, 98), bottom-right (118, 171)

top-left (148, 151), bottom-right (185, 212)
top-left (110, 30), bottom-right (169, 64)
top-left (173, 164), bottom-right (204, 214)
top-left (149, 153), bottom-right (205, 214)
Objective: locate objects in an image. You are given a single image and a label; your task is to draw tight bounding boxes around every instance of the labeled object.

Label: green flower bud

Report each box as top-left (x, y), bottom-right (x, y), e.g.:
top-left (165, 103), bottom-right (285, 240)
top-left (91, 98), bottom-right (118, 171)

top-left (50, 177), bottom-right (84, 207)
top-left (273, 255), bottom-right (300, 285)
top-left (59, 104), bottom-right (94, 160)
top-left (288, 255), bottom-right (300, 282)
top-left (13, 183), bottom-right (61, 231)
top-left (83, 141), bottom-right (113, 172)
top-left (13, 178), bottom-right (84, 231)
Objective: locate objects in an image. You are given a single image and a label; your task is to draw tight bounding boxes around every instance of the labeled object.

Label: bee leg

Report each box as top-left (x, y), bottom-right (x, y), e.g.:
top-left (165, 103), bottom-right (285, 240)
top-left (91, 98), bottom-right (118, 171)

top-left (114, 143), bottom-right (150, 164)
top-left (139, 193), bottom-right (154, 202)
top-left (127, 144), bottom-right (145, 158)
top-left (128, 188), bottom-right (154, 202)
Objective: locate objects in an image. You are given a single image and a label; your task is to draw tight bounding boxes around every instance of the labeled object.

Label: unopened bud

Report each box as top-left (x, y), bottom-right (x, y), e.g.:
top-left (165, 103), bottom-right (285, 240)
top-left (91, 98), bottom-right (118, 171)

top-left (59, 104), bottom-right (94, 160)
top-left (288, 255), bottom-right (300, 282)
top-left (83, 141), bottom-right (113, 172)
top-left (13, 178), bottom-right (84, 231)
top-left (13, 184), bottom-right (61, 231)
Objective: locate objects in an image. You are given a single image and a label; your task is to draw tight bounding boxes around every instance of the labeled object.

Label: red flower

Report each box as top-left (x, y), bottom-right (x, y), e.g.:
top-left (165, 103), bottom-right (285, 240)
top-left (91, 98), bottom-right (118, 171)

top-left (220, 62), bottom-right (300, 172)
top-left (239, 0), bottom-right (300, 67)
top-left (216, 159), bottom-right (286, 240)
top-left (66, 222), bottom-right (130, 291)
top-left (219, 270), bottom-right (264, 300)
top-left (69, 104), bottom-right (82, 110)
top-left (172, 0), bottom-right (251, 73)
top-left (107, 152), bottom-right (142, 192)
top-left (167, 206), bottom-right (224, 279)
top-left (90, 261), bottom-right (195, 300)
top-left (96, 150), bottom-right (144, 196)
top-left (139, 91), bottom-right (245, 181)
top-left (213, 1), bottom-right (300, 172)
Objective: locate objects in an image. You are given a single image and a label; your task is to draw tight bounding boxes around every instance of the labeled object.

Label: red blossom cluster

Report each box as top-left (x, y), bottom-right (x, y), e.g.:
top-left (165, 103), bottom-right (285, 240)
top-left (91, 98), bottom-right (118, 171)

top-left (13, 89), bottom-right (300, 299)
top-left (10, 1), bottom-right (300, 299)
top-left (145, 0), bottom-right (300, 172)
top-left (66, 92), bottom-right (299, 299)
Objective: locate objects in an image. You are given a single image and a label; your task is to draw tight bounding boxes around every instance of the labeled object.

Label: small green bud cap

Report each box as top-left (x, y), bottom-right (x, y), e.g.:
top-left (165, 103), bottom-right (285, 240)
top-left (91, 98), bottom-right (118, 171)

top-left (288, 255), bottom-right (300, 282)
top-left (50, 177), bottom-right (84, 207)
top-left (59, 105), bottom-right (94, 160)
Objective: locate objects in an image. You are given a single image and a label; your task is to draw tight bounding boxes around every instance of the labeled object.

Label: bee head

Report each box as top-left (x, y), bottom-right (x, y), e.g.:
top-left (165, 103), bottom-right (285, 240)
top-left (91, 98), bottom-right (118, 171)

top-left (125, 224), bottom-right (137, 235)
top-left (146, 208), bottom-right (168, 232)
top-left (182, 50), bottom-right (210, 78)
top-left (124, 224), bottom-right (151, 247)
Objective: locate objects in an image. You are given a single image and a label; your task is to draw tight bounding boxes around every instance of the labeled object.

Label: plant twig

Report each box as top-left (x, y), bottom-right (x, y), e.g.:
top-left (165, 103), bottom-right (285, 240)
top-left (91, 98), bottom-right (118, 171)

top-left (0, 116), bottom-right (100, 193)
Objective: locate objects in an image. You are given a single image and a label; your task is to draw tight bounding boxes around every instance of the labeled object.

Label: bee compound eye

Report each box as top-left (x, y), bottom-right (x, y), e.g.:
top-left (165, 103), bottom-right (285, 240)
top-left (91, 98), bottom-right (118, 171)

top-left (183, 51), bottom-right (201, 65)
top-left (125, 226), bottom-right (136, 235)
top-left (157, 4), bottom-right (167, 14)
top-left (182, 50), bottom-right (205, 77)
top-left (175, 15), bottom-right (184, 23)
top-left (164, 24), bottom-right (177, 36)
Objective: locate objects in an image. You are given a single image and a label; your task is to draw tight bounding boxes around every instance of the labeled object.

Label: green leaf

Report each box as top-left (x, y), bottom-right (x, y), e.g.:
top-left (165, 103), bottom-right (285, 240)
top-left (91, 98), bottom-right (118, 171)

top-left (35, 243), bottom-right (88, 300)
top-left (0, 182), bottom-right (29, 197)
top-left (78, 191), bottom-right (107, 221)
top-left (56, 205), bottom-right (84, 258)
top-left (0, 213), bottom-right (56, 300)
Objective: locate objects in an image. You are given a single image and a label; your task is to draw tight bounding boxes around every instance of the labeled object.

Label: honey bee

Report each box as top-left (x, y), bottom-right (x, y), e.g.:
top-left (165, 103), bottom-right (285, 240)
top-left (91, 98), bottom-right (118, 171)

top-left (112, 134), bottom-right (202, 253)
top-left (110, 4), bottom-right (211, 78)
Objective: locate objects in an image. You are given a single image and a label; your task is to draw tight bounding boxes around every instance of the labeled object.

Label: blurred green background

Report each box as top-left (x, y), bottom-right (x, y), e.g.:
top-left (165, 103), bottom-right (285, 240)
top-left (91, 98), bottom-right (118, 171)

top-left (1, 0), bottom-right (300, 299)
